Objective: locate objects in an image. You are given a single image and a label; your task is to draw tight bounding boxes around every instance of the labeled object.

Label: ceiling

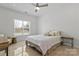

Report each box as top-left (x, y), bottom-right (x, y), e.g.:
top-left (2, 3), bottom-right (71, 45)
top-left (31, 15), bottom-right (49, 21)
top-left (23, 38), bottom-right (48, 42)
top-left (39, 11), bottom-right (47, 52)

top-left (1, 3), bottom-right (79, 16)
top-left (0, 3), bottom-right (48, 16)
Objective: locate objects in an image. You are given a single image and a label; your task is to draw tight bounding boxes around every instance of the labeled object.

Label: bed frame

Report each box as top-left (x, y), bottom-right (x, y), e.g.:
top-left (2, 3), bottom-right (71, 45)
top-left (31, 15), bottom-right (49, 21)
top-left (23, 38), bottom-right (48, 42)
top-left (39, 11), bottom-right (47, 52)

top-left (26, 40), bottom-right (62, 56)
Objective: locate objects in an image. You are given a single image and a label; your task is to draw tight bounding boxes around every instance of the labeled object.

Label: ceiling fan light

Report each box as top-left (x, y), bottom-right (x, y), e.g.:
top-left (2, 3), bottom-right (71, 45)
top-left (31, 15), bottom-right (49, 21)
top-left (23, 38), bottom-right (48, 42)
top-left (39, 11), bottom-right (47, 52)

top-left (35, 7), bottom-right (40, 10)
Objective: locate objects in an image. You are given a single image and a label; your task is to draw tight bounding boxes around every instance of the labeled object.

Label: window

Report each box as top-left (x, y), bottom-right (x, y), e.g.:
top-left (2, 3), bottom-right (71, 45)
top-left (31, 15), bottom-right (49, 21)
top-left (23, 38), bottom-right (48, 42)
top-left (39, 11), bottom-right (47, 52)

top-left (14, 19), bottom-right (30, 36)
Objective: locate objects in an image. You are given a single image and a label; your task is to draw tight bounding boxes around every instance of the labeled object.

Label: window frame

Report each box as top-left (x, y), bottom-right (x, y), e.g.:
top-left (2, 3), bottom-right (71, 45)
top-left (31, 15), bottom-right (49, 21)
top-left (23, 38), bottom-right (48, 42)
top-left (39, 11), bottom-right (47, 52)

top-left (14, 19), bottom-right (31, 36)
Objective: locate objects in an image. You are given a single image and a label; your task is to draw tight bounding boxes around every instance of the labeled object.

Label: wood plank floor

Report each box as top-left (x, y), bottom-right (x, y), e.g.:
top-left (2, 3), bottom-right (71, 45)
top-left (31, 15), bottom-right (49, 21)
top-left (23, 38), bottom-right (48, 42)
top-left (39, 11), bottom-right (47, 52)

top-left (25, 46), bottom-right (79, 56)
top-left (0, 45), bottom-right (79, 56)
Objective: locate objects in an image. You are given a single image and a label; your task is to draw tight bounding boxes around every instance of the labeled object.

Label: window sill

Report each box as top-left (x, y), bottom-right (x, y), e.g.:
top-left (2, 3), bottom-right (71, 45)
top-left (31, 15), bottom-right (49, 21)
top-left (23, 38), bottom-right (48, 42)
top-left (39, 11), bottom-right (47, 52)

top-left (13, 33), bottom-right (30, 36)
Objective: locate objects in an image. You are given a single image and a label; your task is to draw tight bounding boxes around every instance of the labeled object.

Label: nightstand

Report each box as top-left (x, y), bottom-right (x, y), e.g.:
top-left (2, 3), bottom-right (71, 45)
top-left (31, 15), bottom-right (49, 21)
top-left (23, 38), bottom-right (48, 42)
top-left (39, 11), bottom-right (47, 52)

top-left (61, 36), bottom-right (74, 48)
top-left (11, 37), bottom-right (17, 44)
top-left (7, 37), bottom-right (17, 44)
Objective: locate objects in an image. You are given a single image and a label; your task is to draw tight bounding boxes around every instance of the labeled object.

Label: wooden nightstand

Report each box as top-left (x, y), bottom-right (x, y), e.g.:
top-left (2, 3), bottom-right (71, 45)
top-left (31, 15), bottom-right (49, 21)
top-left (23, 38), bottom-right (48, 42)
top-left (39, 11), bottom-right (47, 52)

top-left (61, 36), bottom-right (74, 48)
top-left (7, 37), bottom-right (17, 44)
top-left (11, 37), bottom-right (17, 44)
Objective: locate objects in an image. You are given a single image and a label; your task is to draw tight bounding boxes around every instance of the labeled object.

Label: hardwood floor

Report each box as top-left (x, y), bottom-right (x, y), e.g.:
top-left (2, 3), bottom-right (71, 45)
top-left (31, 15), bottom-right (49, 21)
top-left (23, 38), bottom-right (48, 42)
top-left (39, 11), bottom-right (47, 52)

top-left (26, 46), bottom-right (79, 56)
top-left (49, 46), bottom-right (79, 56)
top-left (0, 45), bottom-right (79, 56)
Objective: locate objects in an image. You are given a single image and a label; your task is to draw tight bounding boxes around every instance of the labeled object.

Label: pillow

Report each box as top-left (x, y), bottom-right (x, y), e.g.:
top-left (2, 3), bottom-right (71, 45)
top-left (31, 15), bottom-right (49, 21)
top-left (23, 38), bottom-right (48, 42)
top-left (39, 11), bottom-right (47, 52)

top-left (44, 32), bottom-right (50, 36)
top-left (48, 31), bottom-right (54, 36)
top-left (47, 31), bottom-right (61, 36)
top-left (54, 31), bottom-right (61, 36)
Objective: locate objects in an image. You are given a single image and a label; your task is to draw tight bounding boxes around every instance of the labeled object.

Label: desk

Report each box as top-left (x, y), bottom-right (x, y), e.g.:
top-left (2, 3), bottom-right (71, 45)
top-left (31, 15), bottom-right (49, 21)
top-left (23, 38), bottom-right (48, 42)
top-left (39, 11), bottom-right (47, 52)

top-left (0, 39), bottom-right (9, 56)
top-left (61, 37), bottom-right (74, 48)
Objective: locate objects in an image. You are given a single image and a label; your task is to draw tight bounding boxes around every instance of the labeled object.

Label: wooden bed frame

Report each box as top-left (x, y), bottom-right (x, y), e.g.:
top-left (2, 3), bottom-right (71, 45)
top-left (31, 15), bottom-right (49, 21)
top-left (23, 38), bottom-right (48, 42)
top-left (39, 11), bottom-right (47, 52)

top-left (26, 40), bottom-right (62, 56)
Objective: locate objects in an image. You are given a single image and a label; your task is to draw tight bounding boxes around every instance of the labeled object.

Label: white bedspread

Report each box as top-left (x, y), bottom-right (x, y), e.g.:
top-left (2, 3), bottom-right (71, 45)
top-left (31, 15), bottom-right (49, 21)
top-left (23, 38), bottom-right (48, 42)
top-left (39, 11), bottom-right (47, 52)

top-left (26, 35), bottom-right (61, 55)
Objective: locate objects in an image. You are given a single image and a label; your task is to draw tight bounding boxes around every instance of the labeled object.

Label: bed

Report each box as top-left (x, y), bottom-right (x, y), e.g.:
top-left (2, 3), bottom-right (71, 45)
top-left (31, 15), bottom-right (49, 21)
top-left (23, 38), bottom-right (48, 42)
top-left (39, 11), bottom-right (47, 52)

top-left (26, 35), bottom-right (61, 55)
top-left (16, 31), bottom-right (62, 55)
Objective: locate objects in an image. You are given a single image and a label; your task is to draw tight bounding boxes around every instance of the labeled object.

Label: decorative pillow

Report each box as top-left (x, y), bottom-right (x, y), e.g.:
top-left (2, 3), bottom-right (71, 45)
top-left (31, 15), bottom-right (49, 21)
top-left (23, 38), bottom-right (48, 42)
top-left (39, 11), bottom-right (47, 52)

top-left (48, 31), bottom-right (54, 36)
top-left (45, 31), bottom-right (61, 36)
top-left (44, 32), bottom-right (51, 36)
top-left (54, 31), bottom-right (61, 36)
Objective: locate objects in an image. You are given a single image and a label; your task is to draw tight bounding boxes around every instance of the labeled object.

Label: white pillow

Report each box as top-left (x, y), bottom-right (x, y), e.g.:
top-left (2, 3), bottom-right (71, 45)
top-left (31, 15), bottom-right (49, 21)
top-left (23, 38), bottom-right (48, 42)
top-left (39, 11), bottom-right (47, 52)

top-left (48, 31), bottom-right (61, 36)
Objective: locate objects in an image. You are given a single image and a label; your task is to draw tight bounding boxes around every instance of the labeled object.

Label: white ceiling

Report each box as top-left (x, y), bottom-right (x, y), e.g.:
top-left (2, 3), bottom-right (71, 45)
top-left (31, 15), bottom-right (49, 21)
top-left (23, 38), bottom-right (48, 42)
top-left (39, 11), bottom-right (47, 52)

top-left (1, 3), bottom-right (79, 16)
top-left (0, 3), bottom-right (49, 16)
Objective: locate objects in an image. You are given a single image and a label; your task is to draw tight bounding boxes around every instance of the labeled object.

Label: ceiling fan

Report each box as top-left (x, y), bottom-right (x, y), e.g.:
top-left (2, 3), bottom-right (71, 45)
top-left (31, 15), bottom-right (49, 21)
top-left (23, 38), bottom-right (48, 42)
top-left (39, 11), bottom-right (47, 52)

top-left (32, 3), bottom-right (48, 12)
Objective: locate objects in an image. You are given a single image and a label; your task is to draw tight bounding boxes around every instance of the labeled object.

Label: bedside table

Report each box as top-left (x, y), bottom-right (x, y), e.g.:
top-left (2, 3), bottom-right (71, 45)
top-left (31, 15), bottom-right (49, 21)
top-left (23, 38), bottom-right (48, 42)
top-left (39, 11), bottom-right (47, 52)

top-left (7, 37), bottom-right (17, 44)
top-left (11, 37), bottom-right (17, 44)
top-left (61, 36), bottom-right (74, 48)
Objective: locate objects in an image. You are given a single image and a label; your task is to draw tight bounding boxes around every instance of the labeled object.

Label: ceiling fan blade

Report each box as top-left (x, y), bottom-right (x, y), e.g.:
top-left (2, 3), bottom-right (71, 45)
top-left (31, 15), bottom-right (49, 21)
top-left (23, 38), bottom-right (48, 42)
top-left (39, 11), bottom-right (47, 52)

top-left (32, 3), bottom-right (36, 6)
top-left (39, 4), bottom-right (48, 7)
top-left (36, 3), bottom-right (39, 7)
top-left (32, 3), bottom-right (40, 7)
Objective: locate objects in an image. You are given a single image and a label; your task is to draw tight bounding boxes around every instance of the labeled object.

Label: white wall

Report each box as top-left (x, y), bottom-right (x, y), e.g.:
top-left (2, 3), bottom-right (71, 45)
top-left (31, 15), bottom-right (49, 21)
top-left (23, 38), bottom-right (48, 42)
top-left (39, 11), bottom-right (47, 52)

top-left (38, 3), bottom-right (79, 48)
top-left (0, 6), bottom-right (38, 36)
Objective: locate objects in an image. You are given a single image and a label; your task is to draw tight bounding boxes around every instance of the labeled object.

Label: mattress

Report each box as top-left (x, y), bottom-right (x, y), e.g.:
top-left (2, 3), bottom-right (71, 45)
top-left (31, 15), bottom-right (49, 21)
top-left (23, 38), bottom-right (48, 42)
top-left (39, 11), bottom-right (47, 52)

top-left (26, 35), bottom-right (61, 55)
